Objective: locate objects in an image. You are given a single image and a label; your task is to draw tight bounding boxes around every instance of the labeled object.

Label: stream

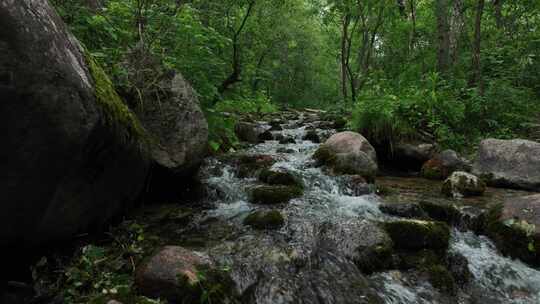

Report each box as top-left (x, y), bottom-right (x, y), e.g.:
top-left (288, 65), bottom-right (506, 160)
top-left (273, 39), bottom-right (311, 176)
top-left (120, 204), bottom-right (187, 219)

top-left (183, 113), bottom-right (540, 303)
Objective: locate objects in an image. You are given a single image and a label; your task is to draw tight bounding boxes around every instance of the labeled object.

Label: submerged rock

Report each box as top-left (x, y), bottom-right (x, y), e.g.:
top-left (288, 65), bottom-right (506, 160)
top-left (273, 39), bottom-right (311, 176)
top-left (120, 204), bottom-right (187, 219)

top-left (236, 154), bottom-right (276, 178)
top-left (244, 210), bottom-right (285, 229)
top-left (250, 185), bottom-right (303, 205)
top-left (384, 220), bottom-right (450, 251)
top-left (421, 149), bottom-right (471, 180)
top-left (0, 0), bottom-right (149, 247)
top-left (473, 138), bottom-right (540, 191)
top-left (339, 175), bottom-right (375, 196)
top-left (314, 131), bottom-right (378, 180)
top-left (442, 171), bottom-right (486, 198)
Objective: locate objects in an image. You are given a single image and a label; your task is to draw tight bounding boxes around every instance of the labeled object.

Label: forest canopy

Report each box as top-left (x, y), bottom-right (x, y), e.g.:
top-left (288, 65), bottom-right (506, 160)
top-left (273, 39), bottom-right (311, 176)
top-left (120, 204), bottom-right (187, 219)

top-left (53, 0), bottom-right (540, 151)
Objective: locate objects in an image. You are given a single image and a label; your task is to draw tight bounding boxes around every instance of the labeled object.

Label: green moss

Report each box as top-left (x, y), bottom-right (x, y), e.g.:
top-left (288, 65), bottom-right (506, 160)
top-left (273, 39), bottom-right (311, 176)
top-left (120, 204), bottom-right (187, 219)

top-left (259, 169), bottom-right (304, 189)
top-left (175, 264), bottom-right (240, 304)
top-left (354, 242), bottom-right (394, 274)
top-left (419, 201), bottom-right (461, 224)
top-left (427, 264), bottom-right (456, 294)
top-left (243, 210), bottom-right (285, 229)
top-left (484, 204), bottom-right (540, 266)
top-left (84, 51), bottom-right (148, 145)
top-left (384, 220), bottom-right (450, 251)
top-left (250, 185), bottom-right (303, 205)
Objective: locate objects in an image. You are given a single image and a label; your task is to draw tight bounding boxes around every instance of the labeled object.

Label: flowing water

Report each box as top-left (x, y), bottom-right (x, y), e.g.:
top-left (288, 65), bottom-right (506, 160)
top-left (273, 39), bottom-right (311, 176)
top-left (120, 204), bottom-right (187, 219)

top-left (189, 113), bottom-right (540, 303)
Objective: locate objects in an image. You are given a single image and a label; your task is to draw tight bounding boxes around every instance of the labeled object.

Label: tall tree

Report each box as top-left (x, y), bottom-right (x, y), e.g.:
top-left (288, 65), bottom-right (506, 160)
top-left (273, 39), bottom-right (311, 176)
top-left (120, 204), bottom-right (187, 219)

top-left (470, 0), bottom-right (485, 93)
top-left (435, 0), bottom-right (451, 74)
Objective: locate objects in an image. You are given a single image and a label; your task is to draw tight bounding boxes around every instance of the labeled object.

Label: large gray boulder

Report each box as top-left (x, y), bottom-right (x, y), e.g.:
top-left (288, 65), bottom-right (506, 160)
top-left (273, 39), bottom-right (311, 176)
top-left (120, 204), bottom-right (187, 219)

top-left (473, 138), bottom-right (540, 191)
top-left (0, 0), bottom-right (149, 246)
top-left (314, 131), bottom-right (378, 180)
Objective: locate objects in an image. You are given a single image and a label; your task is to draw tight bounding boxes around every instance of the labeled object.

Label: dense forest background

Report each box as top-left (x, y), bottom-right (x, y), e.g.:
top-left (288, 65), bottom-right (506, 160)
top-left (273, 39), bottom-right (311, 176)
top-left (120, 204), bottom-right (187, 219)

top-left (53, 0), bottom-right (540, 151)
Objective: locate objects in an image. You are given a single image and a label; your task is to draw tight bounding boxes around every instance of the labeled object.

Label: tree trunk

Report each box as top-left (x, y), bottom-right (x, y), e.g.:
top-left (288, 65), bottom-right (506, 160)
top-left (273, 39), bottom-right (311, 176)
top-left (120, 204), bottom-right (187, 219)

top-left (494, 0), bottom-right (503, 28)
top-left (340, 14), bottom-right (351, 103)
top-left (449, 0), bottom-right (465, 63)
top-left (470, 0), bottom-right (485, 94)
top-left (435, 0), bottom-right (451, 74)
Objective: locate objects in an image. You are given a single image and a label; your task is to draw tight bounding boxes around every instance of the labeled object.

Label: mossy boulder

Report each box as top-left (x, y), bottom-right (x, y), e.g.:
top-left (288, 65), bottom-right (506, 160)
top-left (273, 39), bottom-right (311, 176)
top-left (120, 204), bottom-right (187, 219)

top-left (384, 220), bottom-right (450, 251)
top-left (279, 136), bottom-right (296, 144)
top-left (442, 171), bottom-right (486, 198)
top-left (250, 185), bottom-right (303, 205)
top-left (379, 203), bottom-right (429, 219)
top-left (484, 195), bottom-right (540, 266)
top-left (0, 0), bottom-right (150, 248)
top-left (243, 210), bottom-right (285, 229)
top-left (258, 130), bottom-right (274, 142)
top-left (419, 201), bottom-right (461, 224)
top-left (259, 169), bottom-right (304, 189)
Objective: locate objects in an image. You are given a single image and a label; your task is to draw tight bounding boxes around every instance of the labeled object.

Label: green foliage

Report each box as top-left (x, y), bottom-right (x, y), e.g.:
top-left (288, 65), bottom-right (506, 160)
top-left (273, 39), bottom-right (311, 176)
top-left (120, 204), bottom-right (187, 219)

top-left (32, 221), bottom-right (163, 304)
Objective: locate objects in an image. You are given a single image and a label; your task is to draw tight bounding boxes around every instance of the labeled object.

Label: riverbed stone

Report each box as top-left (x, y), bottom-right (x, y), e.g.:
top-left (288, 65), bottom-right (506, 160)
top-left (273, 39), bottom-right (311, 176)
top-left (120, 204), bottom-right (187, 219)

top-left (250, 185), bottom-right (303, 205)
top-left (442, 171), bottom-right (486, 198)
top-left (473, 138), bottom-right (540, 191)
top-left (136, 246), bottom-right (210, 301)
top-left (303, 130), bottom-right (321, 143)
top-left (235, 122), bottom-right (263, 143)
top-left (379, 203), bottom-right (429, 219)
top-left (314, 131), bottom-right (378, 180)
top-left (244, 210), bottom-right (285, 229)
top-left (236, 154), bottom-right (276, 178)
top-left (259, 169), bottom-right (304, 189)
top-left (384, 220), bottom-right (450, 251)
top-left (421, 149), bottom-right (471, 180)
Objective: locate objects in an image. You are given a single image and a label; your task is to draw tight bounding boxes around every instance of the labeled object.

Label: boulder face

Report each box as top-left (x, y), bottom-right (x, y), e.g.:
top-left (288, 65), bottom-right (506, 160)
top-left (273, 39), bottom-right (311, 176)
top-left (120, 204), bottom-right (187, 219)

top-left (422, 149), bottom-right (471, 180)
top-left (139, 73), bottom-right (208, 177)
top-left (441, 171), bottom-right (486, 198)
top-left (473, 138), bottom-right (540, 191)
top-left (314, 131), bottom-right (378, 180)
top-left (0, 0), bottom-right (149, 246)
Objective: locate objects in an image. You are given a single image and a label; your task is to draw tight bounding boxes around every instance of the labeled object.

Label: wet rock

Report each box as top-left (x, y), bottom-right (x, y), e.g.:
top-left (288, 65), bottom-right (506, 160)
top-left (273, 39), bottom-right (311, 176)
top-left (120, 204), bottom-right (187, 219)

top-left (258, 130), bottom-right (274, 142)
top-left (0, 0), bottom-right (150, 247)
top-left (107, 301), bottom-right (124, 304)
top-left (418, 201), bottom-right (461, 224)
top-left (473, 138), bottom-right (540, 191)
top-left (442, 171), bottom-right (486, 198)
top-left (136, 246), bottom-right (209, 301)
top-left (235, 122), bottom-right (263, 143)
top-left (421, 149), bottom-right (471, 180)
top-left (314, 131), bottom-right (378, 180)
top-left (427, 264), bottom-right (457, 295)
top-left (339, 175), bottom-right (375, 196)
top-left (384, 220), bottom-right (450, 251)
top-left (391, 142), bottom-right (437, 171)
top-left (446, 252), bottom-right (471, 287)
top-left (302, 130), bottom-right (321, 143)
top-left (276, 147), bottom-right (295, 154)
top-left (485, 194), bottom-right (540, 266)
top-left (244, 210), bottom-right (285, 229)
top-left (269, 119), bottom-right (283, 131)
top-left (236, 154), bottom-right (276, 178)
top-left (259, 169), bottom-right (304, 189)
top-left (379, 203), bottom-right (429, 219)
top-left (279, 136), bottom-right (296, 144)
top-left (250, 185), bottom-right (303, 205)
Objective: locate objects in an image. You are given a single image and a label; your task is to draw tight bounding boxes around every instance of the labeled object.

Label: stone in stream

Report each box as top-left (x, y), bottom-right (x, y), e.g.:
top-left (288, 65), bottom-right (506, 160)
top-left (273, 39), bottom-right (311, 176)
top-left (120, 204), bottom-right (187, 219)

top-left (259, 168), bottom-right (304, 189)
top-left (250, 185), bottom-right (304, 205)
top-left (269, 119), bottom-right (283, 131)
top-left (302, 129), bottom-right (321, 143)
top-left (337, 175), bottom-right (375, 196)
top-left (136, 246), bottom-right (238, 303)
top-left (441, 171), bottom-right (486, 198)
top-left (421, 149), bottom-right (471, 180)
top-left (473, 138), bottom-right (540, 191)
top-left (379, 203), bottom-right (429, 219)
top-left (235, 121), bottom-right (264, 143)
top-left (0, 0), bottom-right (150, 247)
top-left (485, 194), bottom-right (540, 266)
top-left (384, 220), bottom-right (450, 251)
top-left (314, 131), bottom-right (378, 181)
top-left (258, 129), bottom-right (274, 142)
top-left (279, 136), bottom-right (296, 144)
top-left (243, 210), bottom-right (285, 229)
top-left (236, 154), bottom-right (276, 178)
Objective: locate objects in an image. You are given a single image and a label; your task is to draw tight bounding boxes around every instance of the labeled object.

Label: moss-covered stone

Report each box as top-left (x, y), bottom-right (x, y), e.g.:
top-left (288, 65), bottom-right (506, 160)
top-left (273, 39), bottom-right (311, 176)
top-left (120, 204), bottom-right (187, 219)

top-left (250, 185), bottom-right (303, 205)
top-left (313, 145), bottom-right (337, 166)
top-left (419, 201), bottom-right (461, 224)
top-left (427, 264), bottom-right (456, 294)
top-left (303, 130), bottom-right (321, 143)
top-left (354, 242), bottom-right (394, 274)
top-left (384, 220), bottom-right (450, 251)
top-left (236, 154), bottom-right (276, 178)
top-left (243, 210), bottom-right (285, 229)
top-left (421, 158), bottom-right (445, 180)
top-left (85, 51), bottom-right (148, 145)
top-left (259, 169), bottom-right (304, 189)
top-left (484, 204), bottom-right (540, 266)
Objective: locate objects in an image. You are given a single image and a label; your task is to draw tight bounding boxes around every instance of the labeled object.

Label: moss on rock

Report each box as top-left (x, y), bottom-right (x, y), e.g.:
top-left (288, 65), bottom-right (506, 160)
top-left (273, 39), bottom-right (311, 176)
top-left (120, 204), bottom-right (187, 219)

top-left (419, 201), bottom-right (461, 224)
top-left (84, 51), bottom-right (148, 145)
top-left (259, 169), bottom-right (304, 189)
top-left (313, 145), bottom-right (337, 166)
top-left (250, 185), bottom-right (303, 205)
top-left (427, 264), bottom-right (456, 294)
top-left (243, 210), bottom-right (285, 229)
top-left (384, 220), bottom-right (450, 251)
